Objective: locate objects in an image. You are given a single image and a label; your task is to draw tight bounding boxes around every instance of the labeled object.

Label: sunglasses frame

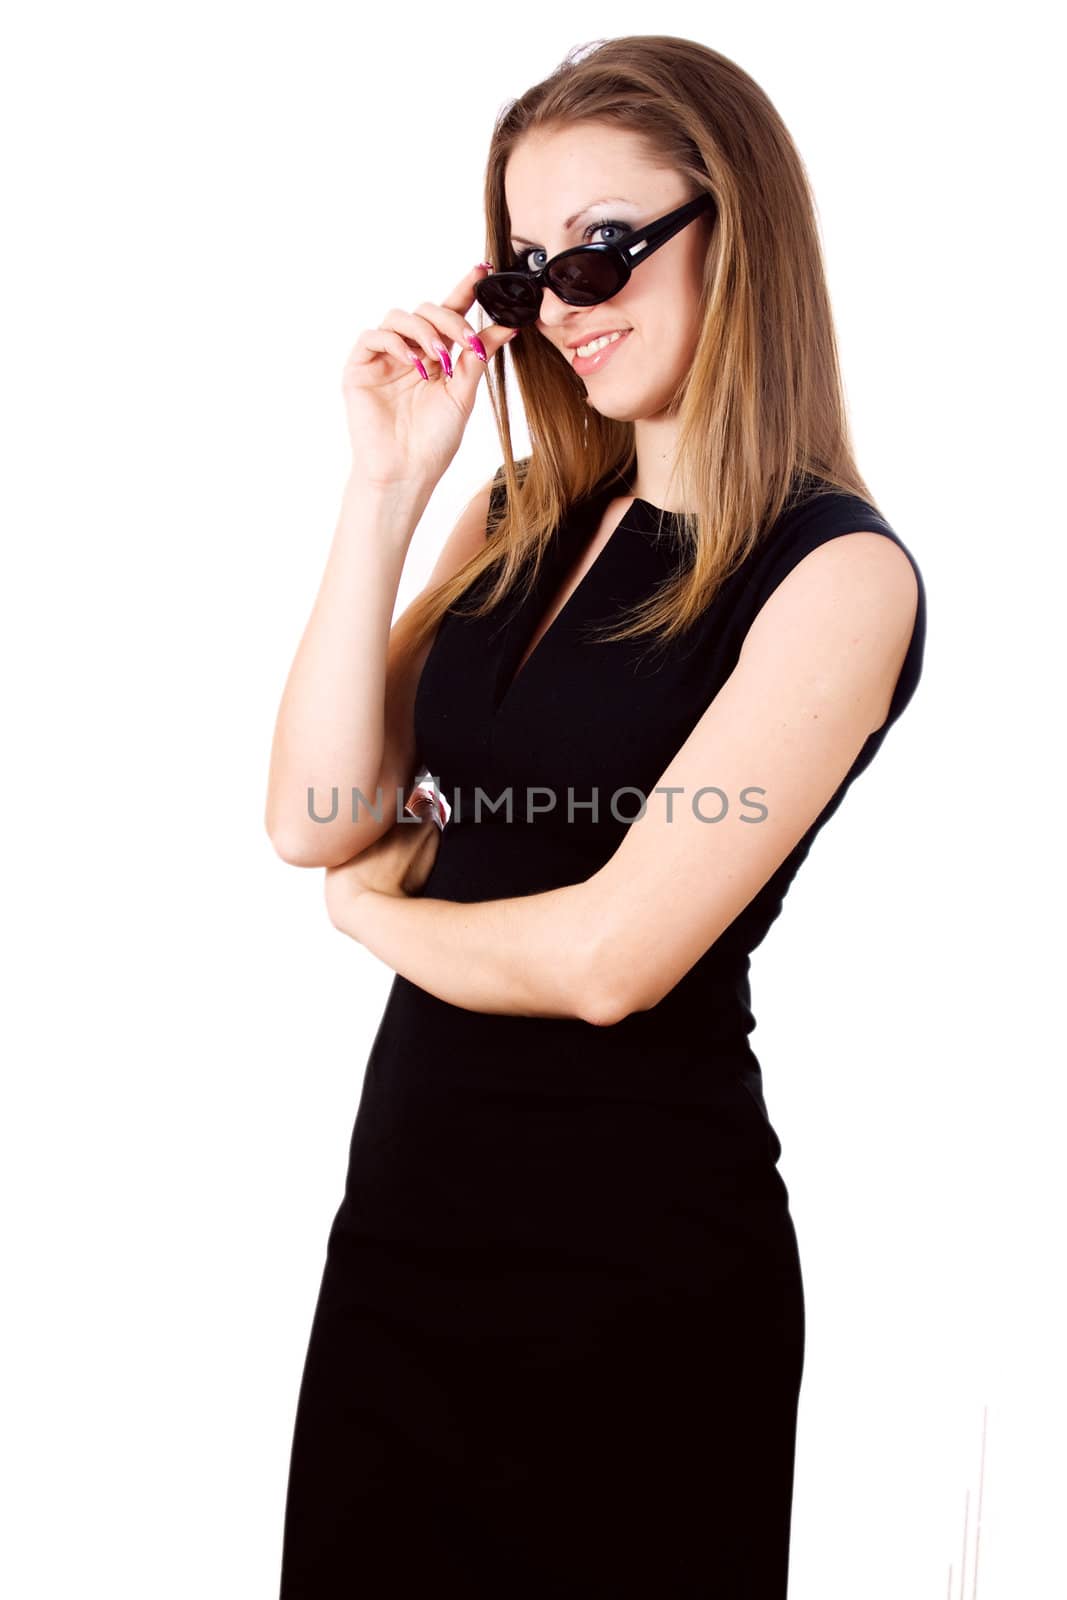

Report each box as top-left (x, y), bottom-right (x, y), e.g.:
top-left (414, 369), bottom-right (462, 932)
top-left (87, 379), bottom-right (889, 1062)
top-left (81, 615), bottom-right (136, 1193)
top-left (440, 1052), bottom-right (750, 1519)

top-left (474, 192), bottom-right (717, 328)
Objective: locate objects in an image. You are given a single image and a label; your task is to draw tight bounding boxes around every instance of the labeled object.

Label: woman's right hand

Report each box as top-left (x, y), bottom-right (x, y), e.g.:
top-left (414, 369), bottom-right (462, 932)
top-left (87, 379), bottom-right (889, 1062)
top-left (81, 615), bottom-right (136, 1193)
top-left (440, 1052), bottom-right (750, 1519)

top-left (342, 263), bottom-right (520, 491)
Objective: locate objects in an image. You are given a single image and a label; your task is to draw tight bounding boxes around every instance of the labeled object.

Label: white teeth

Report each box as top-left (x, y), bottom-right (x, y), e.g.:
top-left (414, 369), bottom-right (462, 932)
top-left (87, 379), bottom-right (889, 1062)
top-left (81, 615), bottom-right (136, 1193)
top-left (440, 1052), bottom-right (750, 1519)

top-left (575, 330), bottom-right (626, 358)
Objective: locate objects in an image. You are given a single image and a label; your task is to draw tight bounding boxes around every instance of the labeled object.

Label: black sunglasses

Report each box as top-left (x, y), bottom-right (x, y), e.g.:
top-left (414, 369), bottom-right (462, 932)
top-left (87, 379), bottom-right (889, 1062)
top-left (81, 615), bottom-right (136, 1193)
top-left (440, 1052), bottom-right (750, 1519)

top-left (473, 193), bottom-right (716, 329)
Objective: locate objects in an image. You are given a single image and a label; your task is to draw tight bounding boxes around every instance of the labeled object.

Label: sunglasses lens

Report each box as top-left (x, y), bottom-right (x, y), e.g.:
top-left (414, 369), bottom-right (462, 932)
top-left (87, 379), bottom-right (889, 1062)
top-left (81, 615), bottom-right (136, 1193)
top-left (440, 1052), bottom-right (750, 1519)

top-left (474, 276), bottom-right (540, 327)
top-left (547, 251), bottom-right (624, 305)
top-left (475, 250), bottom-right (626, 326)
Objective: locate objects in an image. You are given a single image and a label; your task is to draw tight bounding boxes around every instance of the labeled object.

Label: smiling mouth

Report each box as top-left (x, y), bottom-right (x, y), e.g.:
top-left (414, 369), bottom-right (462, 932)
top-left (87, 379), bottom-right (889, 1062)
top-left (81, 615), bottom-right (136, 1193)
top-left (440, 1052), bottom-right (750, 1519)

top-left (570, 329), bottom-right (630, 360)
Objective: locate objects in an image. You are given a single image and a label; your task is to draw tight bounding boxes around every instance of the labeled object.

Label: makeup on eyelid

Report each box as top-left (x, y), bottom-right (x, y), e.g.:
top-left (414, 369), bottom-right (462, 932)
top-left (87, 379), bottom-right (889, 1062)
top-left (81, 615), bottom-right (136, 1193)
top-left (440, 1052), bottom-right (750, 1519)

top-left (508, 195), bottom-right (637, 248)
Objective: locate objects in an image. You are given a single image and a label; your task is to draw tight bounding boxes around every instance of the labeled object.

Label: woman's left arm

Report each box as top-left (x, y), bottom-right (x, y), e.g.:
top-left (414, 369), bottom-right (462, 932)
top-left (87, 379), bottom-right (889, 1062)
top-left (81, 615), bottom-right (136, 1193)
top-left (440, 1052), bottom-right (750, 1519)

top-left (329, 532), bottom-right (919, 1024)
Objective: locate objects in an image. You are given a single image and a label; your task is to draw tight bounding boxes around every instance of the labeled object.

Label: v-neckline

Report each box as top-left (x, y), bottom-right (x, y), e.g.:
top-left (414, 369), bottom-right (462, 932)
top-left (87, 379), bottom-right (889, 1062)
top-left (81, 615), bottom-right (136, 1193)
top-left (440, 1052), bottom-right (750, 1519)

top-left (490, 483), bottom-right (638, 719)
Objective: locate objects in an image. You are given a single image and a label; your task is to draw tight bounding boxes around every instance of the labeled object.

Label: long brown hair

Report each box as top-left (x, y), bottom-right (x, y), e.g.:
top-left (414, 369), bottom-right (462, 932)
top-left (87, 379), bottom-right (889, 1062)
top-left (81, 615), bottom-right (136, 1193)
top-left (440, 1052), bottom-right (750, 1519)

top-left (399, 35), bottom-right (879, 660)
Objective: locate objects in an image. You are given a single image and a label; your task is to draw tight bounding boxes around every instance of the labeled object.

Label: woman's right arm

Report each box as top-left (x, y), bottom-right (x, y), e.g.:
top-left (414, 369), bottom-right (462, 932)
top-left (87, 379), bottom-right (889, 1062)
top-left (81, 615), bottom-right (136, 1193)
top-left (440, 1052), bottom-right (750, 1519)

top-left (263, 260), bottom-right (517, 868)
top-left (264, 470), bottom-right (496, 868)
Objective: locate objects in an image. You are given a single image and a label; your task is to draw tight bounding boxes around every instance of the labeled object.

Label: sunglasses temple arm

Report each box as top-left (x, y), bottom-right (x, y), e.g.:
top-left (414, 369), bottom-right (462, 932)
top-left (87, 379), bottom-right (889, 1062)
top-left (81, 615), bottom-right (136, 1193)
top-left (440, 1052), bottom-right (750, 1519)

top-left (622, 195), bottom-right (715, 266)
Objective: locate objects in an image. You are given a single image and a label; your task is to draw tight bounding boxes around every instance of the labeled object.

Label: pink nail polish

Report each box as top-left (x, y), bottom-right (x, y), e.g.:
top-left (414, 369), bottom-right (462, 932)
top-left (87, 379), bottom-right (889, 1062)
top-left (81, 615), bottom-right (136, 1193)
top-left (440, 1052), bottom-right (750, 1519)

top-left (434, 343), bottom-right (453, 379)
top-left (409, 354), bottom-right (429, 381)
top-left (466, 334), bottom-right (487, 363)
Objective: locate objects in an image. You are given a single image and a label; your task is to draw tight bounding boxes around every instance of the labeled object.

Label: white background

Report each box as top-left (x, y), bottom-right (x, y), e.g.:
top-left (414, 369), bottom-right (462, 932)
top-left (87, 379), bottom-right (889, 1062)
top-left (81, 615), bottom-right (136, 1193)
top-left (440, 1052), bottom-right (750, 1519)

top-left (2, 4), bottom-right (1063, 1596)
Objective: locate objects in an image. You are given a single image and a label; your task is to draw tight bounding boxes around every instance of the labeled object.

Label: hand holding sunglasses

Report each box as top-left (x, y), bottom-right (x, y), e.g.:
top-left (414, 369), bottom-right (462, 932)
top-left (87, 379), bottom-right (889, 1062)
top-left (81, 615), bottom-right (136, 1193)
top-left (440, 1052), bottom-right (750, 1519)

top-left (473, 194), bottom-right (716, 328)
top-left (342, 263), bottom-right (519, 492)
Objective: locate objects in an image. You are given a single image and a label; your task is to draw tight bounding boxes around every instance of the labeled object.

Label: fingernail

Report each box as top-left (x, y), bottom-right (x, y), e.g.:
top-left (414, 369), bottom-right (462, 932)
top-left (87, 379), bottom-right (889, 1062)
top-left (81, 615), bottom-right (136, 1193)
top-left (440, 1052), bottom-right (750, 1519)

top-left (466, 334), bottom-right (487, 363)
top-left (433, 343), bottom-right (453, 378)
top-left (409, 354), bottom-right (429, 380)
top-left (475, 261), bottom-right (494, 272)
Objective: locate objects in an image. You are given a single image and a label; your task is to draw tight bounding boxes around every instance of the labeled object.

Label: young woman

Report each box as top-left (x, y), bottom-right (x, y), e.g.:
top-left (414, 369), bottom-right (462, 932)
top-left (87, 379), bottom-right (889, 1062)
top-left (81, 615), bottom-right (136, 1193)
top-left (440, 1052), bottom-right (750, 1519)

top-left (267, 35), bottom-right (926, 1598)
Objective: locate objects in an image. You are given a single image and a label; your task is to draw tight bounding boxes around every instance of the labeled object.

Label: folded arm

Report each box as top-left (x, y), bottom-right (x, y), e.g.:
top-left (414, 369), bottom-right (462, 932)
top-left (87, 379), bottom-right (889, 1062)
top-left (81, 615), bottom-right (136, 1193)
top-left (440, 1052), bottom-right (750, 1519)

top-left (334, 532), bottom-right (920, 1022)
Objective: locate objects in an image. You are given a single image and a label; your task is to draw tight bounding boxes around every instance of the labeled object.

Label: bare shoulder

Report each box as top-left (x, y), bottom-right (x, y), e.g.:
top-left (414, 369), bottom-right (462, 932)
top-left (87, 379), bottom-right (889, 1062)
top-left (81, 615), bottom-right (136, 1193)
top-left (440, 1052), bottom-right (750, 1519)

top-left (741, 528), bottom-right (919, 666)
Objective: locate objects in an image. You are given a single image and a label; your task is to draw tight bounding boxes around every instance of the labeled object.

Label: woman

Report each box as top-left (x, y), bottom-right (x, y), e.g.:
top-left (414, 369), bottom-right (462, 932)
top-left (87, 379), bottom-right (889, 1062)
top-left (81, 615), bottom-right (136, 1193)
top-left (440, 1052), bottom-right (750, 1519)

top-left (267, 35), bottom-right (926, 1598)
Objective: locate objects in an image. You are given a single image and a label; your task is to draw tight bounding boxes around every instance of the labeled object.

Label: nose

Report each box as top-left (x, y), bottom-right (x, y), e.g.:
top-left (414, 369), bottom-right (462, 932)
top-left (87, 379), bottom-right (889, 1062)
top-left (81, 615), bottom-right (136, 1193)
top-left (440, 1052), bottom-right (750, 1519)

top-left (538, 287), bottom-right (626, 341)
top-left (535, 285), bottom-right (573, 328)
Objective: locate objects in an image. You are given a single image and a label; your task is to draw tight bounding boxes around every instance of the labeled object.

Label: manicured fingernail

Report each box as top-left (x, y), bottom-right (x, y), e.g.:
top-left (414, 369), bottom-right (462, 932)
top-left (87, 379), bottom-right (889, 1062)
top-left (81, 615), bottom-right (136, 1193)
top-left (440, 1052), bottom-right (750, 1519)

top-left (433, 343), bottom-right (453, 379)
top-left (475, 261), bottom-right (493, 272)
top-left (409, 354), bottom-right (429, 380)
top-left (466, 334), bottom-right (487, 363)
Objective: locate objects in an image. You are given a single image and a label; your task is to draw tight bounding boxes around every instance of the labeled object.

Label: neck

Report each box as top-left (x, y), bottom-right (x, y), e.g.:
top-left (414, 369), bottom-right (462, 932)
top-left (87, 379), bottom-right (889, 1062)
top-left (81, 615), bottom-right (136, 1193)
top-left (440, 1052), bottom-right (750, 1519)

top-left (627, 418), bottom-right (691, 513)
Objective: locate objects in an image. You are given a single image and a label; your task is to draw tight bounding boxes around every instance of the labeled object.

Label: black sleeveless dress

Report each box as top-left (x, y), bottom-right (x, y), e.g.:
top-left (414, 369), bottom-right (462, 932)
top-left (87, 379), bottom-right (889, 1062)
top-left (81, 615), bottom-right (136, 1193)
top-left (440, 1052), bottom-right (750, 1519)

top-left (279, 462), bottom-right (927, 1598)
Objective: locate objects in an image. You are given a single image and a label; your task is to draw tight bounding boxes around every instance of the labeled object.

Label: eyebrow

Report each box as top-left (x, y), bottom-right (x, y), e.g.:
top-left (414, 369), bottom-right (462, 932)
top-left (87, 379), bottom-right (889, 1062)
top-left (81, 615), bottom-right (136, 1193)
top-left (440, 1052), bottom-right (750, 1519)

top-left (509, 197), bottom-right (636, 248)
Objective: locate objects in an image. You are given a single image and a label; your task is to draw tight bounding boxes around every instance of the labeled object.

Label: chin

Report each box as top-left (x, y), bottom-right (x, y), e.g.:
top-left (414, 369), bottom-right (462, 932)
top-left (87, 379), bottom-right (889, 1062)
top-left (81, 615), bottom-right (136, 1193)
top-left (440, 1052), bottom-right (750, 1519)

top-left (585, 403), bottom-right (640, 424)
top-left (584, 391), bottom-right (663, 425)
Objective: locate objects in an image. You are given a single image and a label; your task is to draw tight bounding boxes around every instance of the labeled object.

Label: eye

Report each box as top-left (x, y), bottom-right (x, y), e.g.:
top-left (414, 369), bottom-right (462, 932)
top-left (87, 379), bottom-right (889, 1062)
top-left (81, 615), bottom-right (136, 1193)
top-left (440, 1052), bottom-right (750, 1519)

top-left (510, 218), bottom-right (631, 273)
